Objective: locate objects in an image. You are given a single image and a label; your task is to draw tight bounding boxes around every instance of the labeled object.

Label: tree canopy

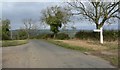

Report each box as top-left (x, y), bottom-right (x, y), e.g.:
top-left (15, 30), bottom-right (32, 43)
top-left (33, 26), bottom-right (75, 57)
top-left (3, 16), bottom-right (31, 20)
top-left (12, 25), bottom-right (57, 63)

top-left (40, 6), bottom-right (71, 38)
top-left (2, 19), bottom-right (11, 40)
top-left (68, 1), bottom-right (120, 29)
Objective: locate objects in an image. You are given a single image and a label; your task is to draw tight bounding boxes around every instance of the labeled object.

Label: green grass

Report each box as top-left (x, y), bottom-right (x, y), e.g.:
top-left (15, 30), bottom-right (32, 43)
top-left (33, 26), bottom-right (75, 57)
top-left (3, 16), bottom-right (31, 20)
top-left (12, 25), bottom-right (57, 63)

top-left (2, 40), bottom-right (28, 47)
top-left (91, 50), bottom-right (118, 67)
top-left (104, 55), bottom-right (118, 66)
top-left (47, 39), bottom-right (93, 52)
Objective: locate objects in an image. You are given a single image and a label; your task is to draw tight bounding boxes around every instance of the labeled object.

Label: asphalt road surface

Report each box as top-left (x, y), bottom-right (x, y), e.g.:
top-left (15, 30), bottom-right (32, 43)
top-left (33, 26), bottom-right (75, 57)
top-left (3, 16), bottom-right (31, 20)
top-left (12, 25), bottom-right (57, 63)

top-left (2, 40), bottom-right (114, 68)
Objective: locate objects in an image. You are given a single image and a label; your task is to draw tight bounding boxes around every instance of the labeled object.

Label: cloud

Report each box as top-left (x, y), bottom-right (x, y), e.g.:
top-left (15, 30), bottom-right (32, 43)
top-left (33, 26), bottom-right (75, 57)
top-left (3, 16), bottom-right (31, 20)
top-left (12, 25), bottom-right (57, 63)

top-left (2, 2), bottom-right (63, 29)
top-left (2, 0), bottom-right (67, 2)
top-left (1, 0), bottom-right (119, 2)
top-left (0, 3), bottom-right (2, 18)
top-left (1, 2), bottom-right (118, 30)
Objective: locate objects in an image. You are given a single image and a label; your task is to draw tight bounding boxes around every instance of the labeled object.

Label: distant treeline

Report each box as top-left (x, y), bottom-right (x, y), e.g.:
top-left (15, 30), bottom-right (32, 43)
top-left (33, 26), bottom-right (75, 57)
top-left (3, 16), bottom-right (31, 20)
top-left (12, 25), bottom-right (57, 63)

top-left (11, 29), bottom-right (119, 41)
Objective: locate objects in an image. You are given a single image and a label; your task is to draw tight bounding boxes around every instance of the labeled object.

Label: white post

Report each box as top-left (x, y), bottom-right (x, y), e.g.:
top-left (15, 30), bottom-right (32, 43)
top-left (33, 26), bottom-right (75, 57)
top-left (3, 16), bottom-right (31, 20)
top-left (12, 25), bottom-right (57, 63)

top-left (94, 27), bottom-right (103, 44)
top-left (100, 27), bottom-right (103, 44)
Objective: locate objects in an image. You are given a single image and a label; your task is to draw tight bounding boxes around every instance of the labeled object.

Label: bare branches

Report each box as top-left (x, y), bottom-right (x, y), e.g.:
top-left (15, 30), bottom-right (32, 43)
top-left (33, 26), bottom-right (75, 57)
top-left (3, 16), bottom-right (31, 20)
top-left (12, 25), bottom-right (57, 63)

top-left (68, 1), bottom-right (119, 29)
top-left (22, 18), bottom-right (35, 39)
top-left (23, 18), bottom-right (33, 30)
top-left (107, 2), bottom-right (119, 15)
top-left (68, 2), bottom-right (95, 22)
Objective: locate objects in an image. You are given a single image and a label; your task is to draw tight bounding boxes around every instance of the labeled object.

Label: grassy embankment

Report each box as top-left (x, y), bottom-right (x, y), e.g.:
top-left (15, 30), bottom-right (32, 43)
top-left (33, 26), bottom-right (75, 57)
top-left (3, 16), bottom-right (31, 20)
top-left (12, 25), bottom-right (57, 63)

top-left (47, 39), bottom-right (118, 67)
top-left (2, 40), bottom-right (28, 47)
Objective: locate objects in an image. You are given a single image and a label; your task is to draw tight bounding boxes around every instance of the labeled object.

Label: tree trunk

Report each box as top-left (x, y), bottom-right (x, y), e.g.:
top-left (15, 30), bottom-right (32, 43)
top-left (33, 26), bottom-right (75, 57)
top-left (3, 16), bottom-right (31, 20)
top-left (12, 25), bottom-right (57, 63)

top-left (53, 33), bottom-right (56, 39)
top-left (96, 24), bottom-right (99, 29)
top-left (27, 32), bottom-right (30, 39)
top-left (26, 30), bottom-right (29, 40)
top-left (96, 23), bottom-right (103, 29)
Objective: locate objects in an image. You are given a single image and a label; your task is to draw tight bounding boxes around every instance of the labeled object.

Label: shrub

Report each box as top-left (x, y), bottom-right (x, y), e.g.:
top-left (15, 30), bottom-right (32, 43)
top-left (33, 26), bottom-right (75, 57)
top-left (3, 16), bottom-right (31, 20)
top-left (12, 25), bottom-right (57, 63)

top-left (18, 29), bottom-right (28, 40)
top-left (103, 30), bottom-right (118, 41)
top-left (75, 31), bottom-right (99, 40)
top-left (35, 33), bottom-right (53, 39)
top-left (41, 34), bottom-right (53, 39)
top-left (56, 33), bottom-right (70, 40)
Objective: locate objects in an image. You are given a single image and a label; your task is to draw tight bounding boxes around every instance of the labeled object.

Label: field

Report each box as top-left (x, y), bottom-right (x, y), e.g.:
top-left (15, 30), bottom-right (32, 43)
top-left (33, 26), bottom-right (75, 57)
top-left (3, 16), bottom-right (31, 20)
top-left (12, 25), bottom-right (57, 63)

top-left (47, 39), bottom-right (118, 67)
top-left (2, 40), bottom-right (28, 47)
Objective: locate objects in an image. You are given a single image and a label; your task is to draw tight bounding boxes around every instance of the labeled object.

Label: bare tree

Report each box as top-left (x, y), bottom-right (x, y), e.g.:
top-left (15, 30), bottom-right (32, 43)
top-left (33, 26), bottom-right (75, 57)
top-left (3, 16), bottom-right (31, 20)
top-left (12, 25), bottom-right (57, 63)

top-left (23, 18), bottom-right (34, 39)
top-left (68, 1), bottom-right (120, 29)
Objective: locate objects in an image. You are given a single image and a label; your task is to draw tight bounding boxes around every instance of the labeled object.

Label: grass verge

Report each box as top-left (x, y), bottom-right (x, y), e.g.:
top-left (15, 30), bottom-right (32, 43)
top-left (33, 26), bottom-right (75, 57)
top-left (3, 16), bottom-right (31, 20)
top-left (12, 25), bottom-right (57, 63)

top-left (46, 39), bottom-right (118, 67)
top-left (47, 39), bottom-right (93, 52)
top-left (91, 51), bottom-right (118, 67)
top-left (2, 40), bottom-right (28, 47)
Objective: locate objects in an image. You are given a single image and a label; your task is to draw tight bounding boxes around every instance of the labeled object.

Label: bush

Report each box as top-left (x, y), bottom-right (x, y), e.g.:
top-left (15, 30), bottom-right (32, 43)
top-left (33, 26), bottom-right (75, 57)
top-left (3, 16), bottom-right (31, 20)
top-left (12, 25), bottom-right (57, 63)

top-left (18, 29), bottom-right (28, 40)
top-left (56, 33), bottom-right (70, 40)
top-left (103, 30), bottom-right (118, 41)
top-left (41, 34), bottom-right (53, 39)
top-left (75, 31), bottom-right (99, 40)
top-left (35, 33), bottom-right (53, 39)
top-left (75, 30), bottom-right (118, 41)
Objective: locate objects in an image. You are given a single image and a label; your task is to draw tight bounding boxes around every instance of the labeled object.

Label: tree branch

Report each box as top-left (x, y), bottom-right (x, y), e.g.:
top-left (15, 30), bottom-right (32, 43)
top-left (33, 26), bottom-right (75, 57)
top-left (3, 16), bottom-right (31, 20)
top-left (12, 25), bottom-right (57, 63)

top-left (108, 2), bottom-right (119, 15)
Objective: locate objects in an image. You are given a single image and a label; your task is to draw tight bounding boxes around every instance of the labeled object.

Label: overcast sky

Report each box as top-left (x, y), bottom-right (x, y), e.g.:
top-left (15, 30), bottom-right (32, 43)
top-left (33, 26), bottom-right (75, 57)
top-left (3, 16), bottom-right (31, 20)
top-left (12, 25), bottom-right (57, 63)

top-left (1, 1), bottom-right (118, 30)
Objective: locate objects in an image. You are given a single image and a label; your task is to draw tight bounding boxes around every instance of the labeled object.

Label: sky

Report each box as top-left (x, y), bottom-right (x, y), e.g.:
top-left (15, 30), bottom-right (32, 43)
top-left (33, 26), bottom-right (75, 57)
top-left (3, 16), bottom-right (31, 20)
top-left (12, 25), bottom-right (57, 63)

top-left (2, 2), bottom-right (62, 30)
top-left (1, 0), bottom-right (119, 30)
